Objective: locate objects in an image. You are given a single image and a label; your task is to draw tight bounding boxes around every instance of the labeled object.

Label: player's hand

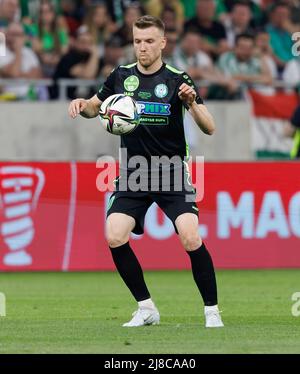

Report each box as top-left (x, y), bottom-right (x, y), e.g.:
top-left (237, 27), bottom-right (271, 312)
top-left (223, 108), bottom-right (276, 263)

top-left (68, 98), bottom-right (88, 119)
top-left (178, 83), bottom-right (196, 107)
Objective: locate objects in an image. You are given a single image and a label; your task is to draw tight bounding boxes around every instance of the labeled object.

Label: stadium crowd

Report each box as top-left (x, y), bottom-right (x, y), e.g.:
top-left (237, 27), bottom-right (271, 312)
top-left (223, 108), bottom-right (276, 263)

top-left (0, 0), bottom-right (299, 101)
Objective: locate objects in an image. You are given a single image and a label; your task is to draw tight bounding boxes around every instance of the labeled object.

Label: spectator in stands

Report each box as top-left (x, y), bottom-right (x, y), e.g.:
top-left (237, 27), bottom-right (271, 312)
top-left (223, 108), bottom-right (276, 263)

top-left (265, 2), bottom-right (294, 72)
top-left (216, 0), bottom-right (266, 28)
top-left (29, 0), bottom-right (69, 77)
top-left (162, 28), bottom-right (180, 67)
top-left (223, 1), bottom-right (254, 48)
top-left (217, 33), bottom-right (273, 97)
top-left (0, 0), bottom-right (20, 28)
top-left (274, 0), bottom-right (300, 33)
top-left (173, 30), bottom-right (214, 81)
top-left (113, 3), bottom-right (143, 47)
top-left (49, 26), bottom-right (100, 100)
top-left (184, 0), bottom-right (229, 59)
top-left (60, 0), bottom-right (83, 37)
top-left (83, 3), bottom-right (116, 57)
top-left (254, 29), bottom-right (278, 80)
top-left (98, 36), bottom-right (126, 79)
top-left (145, 0), bottom-right (184, 31)
top-left (104, 0), bottom-right (139, 25)
top-left (0, 22), bottom-right (42, 99)
top-left (174, 30), bottom-right (235, 99)
top-left (266, 0), bottom-right (300, 34)
top-left (20, 0), bottom-right (61, 19)
top-left (113, 3), bottom-right (143, 62)
top-left (160, 6), bottom-right (183, 34)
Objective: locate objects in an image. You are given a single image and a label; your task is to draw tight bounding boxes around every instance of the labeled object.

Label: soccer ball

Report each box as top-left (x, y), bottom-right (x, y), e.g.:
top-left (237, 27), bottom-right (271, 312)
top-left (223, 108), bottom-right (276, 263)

top-left (98, 94), bottom-right (140, 135)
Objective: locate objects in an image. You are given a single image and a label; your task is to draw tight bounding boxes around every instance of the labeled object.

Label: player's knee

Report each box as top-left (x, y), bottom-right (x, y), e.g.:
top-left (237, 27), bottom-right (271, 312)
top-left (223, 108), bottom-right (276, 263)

top-left (106, 229), bottom-right (130, 248)
top-left (107, 235), bottom-right (129, 248)
top-left (180, 233), bottom-right (202, 251)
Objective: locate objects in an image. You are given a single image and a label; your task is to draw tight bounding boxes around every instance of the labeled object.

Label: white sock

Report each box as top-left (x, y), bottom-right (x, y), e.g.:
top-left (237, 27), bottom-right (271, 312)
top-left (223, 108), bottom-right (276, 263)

top-left (138, 298), bottom-right (155, 309)
top-left (204, 305), bottom-right (219, 314)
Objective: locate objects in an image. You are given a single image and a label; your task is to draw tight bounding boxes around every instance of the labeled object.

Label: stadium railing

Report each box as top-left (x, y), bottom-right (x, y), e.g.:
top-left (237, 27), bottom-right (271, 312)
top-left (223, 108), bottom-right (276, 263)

top-left (0, 78), bottom-right (298, 101)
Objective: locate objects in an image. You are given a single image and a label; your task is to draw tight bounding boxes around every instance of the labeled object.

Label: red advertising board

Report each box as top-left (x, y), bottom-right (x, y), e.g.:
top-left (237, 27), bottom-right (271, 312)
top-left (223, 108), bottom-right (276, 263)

top-left (0, 162), bottom-right (300, 271)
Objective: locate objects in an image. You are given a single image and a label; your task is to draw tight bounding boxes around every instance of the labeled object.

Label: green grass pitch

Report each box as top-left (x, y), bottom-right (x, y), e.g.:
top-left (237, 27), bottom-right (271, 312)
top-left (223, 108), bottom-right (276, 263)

top-left (0, 270), bottom-right (299, 353)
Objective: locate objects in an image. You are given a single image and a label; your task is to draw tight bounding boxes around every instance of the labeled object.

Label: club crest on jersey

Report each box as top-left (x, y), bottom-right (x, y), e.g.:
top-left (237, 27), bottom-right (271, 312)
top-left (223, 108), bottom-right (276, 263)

top-left (137, 101), bottom-right (171, 115)
top-left (124, 75), bottom-right (139, 92)
top-left (154, 84), bottom-right (168, 98)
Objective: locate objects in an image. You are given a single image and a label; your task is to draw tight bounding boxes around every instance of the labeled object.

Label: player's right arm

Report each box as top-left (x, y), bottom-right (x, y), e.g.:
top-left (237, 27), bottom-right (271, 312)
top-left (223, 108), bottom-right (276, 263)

top-left (68, 67), bottom-right (117, 119)
top-left (68, 95), bottom-right (102, 119)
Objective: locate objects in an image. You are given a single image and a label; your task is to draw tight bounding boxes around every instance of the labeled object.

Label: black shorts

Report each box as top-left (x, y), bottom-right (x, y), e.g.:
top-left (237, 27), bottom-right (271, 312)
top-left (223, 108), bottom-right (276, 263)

top-left (106, 179), bottom-right (199, 235)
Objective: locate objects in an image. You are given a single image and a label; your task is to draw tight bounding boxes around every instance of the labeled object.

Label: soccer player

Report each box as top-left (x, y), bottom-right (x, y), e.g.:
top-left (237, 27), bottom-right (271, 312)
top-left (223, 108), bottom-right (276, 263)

top-left (68, 15), bottom-right (224, 328)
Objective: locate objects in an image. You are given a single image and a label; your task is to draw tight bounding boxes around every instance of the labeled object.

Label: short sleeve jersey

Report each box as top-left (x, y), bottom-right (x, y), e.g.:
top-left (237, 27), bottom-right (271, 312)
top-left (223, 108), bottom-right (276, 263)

top-left (97, 62), bottom-right (203, 165)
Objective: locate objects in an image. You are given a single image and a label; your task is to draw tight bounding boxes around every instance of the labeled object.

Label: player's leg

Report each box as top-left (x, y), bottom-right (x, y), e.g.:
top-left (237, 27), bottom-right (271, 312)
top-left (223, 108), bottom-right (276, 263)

top-left (175, 213), bottom-right (224, 328)
top-left (106, 212), bottom-right (151, 303)
top-left (153, 190), bottom-right (223, 328)
top-left (106, 198), bottom-right (159, 327)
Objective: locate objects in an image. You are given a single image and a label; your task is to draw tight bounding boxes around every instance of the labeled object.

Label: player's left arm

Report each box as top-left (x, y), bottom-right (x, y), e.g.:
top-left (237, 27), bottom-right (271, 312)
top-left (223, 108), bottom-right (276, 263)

top-left (178, 83), bottom-right (215, 135)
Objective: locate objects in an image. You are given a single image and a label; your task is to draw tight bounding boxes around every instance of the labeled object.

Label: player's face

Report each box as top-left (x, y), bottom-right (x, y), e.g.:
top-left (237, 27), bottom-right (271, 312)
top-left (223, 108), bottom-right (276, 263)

top-left (133, 26), bottom-right (166, 68)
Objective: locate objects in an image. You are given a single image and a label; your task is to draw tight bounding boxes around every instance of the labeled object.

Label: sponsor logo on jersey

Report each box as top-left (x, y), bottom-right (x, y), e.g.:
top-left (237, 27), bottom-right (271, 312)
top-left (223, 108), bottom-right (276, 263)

top-left (123, 91), bottom-right (134, 97)
top-left (154, 83), bottom-right (168, 98)
top-left (124, 75), bottom-right (139, 92)
top-left (137, 101), bottom-right (171, 115)
top-left (138, 91), bottom-right (152, 100)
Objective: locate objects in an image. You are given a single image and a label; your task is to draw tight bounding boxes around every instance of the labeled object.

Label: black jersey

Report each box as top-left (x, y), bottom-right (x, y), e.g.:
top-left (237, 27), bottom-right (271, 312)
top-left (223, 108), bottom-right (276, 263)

top-left (97, 62), bottom-right (203, 164)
